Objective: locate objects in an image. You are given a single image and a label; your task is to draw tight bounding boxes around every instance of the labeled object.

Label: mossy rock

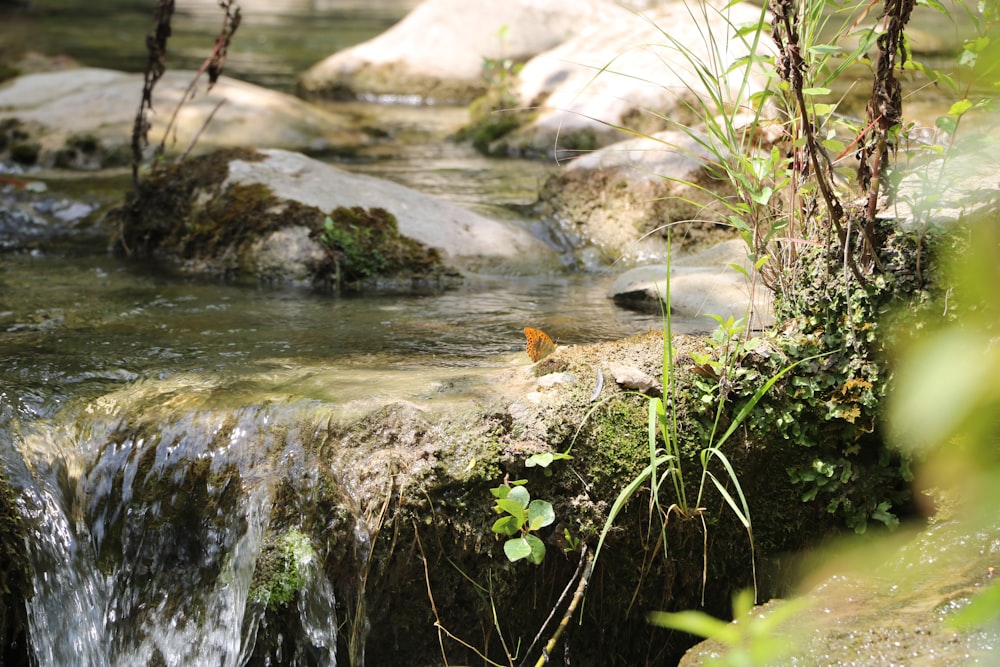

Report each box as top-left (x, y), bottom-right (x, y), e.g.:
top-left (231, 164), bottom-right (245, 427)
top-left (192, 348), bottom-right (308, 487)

top-left (113, 148), bottom-right (445, 289)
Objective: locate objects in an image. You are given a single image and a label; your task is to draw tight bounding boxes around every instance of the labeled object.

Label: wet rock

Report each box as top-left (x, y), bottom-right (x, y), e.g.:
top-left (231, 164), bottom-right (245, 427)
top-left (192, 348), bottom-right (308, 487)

top-left (0, 67), bottom-right (370, 169)
top-left (608, 239), bottom-right (774, 329)
top-left (5, 328), bottom-right (840, 666)
top-left (116, 147), bottom-right (558, 284)
top-left (877, 141), bottom-right (1000, 227)
top-left (298, 0), bottom-right (615, 104)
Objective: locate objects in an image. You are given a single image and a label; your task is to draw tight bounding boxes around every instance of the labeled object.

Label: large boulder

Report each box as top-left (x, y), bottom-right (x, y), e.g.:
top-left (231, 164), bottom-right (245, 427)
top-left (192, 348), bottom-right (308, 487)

top-left (297, 0), bottom-right (617, 104)
top-left (0, 67), bottom-right (370, 169)
top-left (116, 148), bottom-right (559, 284)
top-left (498, 1), bottom-right (773, 157)
top-left (534, 129), bottom-right (739, 267)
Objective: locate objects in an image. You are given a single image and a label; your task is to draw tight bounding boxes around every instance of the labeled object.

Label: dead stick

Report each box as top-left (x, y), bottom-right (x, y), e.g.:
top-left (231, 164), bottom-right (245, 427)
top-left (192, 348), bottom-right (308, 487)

top-left (533, 547), bottom-right (594, 667)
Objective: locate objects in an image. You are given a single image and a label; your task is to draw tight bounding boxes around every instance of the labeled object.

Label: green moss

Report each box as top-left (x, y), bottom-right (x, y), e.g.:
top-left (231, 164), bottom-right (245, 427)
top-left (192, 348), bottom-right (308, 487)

top-left (53, 133), bottom-right (103, 169)
top-left (252, 529), bottom-right (317, 610)
top-left (316, 206), bottom-right (442, 287)
top-left (454, 88), bottom-right (534, 155)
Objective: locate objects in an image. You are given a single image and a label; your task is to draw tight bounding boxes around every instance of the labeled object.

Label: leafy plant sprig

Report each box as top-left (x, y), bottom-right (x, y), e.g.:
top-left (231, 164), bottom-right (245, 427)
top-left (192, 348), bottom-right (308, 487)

top-left (490, 480), bottom-right (555, 565)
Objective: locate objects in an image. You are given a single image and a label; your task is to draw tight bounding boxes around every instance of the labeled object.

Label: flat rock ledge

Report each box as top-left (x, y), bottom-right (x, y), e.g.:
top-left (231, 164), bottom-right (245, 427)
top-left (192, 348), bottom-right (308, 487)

top-left (609, 239), bottom-right (774, 329)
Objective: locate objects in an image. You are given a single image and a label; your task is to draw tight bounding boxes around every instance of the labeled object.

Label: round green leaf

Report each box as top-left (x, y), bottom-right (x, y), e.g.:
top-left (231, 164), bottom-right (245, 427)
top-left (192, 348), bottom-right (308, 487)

top-left (503, 537), bottom-right (532, 562)
top-left (507, 484), bottom-right (530, 508)
top-left (524, 534), bottom-right (547, 565)
top-left (525, 452), bottom-right (554, 468)
top-left (527, 500), bottom-right (555, 531)
top-left (492, 515), bottom-right (521, 536)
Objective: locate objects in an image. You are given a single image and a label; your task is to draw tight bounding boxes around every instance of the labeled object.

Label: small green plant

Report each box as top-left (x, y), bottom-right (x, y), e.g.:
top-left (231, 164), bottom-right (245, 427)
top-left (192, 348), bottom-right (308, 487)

top-left (321, 213), bottom-right (386, 277)
top-left (590, 240), bottom-right (829, 600)
top-left (481, 25), bottom-right (523, 111)
top-left (457, 24), bottom-right (534, 153)
top-left (524, 451), bottom-right (572, 475)
top-left (490, 479), bottom-right (555, 565)
top-left (254, 528), bottom-right (316, 610)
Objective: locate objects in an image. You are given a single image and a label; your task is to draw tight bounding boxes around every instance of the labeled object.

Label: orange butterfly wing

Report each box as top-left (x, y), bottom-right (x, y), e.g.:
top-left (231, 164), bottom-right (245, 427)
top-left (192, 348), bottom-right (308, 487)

top-left (524, 327), bottom-right (557, 362)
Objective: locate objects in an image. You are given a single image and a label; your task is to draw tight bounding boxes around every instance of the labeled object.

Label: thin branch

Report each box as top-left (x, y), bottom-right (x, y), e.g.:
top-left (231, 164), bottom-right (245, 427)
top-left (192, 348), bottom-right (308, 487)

top-left (518, 546), bottom-right (588, 667)
top-left (532, 547), bottom-right (594, 667)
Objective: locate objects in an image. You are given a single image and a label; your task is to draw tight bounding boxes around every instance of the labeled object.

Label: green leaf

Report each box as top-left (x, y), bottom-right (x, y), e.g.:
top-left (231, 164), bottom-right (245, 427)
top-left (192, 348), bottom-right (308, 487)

top-left (495, 498), bottom-right (527, 522)
top-left (934, 116), bottom-right (958, 136)
top-left (750, 185), bottom-right (773, 205)
top-left (948, 98), bottom-right (974, 117)
top-left (525, 452), bottom-right (554, 468)
top-left (492, 515), bottom-right (521, 536)
top-left (821, 138), bottom-right (846, 154)
top-left (525, 451), bottom-right (573, 468)
top-left (503, 537), bottom-right (532, 562)
top-left (801, 87), bottom-right (831, 96)
top-left (524, 534), bottom-right (547, 564)
top-left (506, 484), bottom-right (530, 508)
top-left (946, 583), bottom-right (1000, 630)
top-left (889, 329), bottom-right (994, 454)
top-left (647, 609), bottom-right (739, 643)
top-left (916, 0), bottom-right (949, 14)
top-left (808, 44), bottom-right (842, 56)
top-left (812, 102), bottom-right (837, 116)
top-left (527, 500), bottom-right (555, 531)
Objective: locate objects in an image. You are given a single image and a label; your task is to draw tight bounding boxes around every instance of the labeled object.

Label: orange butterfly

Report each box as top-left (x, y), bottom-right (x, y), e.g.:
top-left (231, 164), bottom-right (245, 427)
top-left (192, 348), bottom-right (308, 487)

top-left (524, 327), bottom-right (557, 362)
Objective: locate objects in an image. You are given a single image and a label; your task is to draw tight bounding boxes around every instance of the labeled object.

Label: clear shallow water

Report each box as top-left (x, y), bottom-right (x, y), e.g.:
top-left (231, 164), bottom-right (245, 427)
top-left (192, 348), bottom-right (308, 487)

top-left (0, 239), bottom-right (676, 419)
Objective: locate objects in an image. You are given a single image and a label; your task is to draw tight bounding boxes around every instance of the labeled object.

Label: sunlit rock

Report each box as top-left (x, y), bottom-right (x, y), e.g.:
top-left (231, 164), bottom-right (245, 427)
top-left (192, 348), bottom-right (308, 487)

top-left (496, 1), bottom-right (774, 157)
top-left (534, 129), bottom-right (739, 268)
top-left (608, 239), bottom-right (774, 330)
top-left (298, 0), bottom-right (615, 104)
top-left (0, 67), bottom-right (370, 168)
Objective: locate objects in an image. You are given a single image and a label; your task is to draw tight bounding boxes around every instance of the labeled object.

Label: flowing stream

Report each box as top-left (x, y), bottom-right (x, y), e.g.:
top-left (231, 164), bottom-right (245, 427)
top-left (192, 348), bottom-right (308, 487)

top-left (0, 2), bottom-right (680, 664)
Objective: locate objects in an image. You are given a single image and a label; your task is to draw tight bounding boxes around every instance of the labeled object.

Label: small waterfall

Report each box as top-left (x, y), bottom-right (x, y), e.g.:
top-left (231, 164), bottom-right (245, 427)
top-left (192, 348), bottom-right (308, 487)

top-left (3, 397), bottom-right (355, 666)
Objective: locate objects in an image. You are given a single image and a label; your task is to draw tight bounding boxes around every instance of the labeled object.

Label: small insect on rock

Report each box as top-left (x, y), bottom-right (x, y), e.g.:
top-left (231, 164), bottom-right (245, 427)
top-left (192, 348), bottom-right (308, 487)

top-left (524, 327), bottom-right (557, 362)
